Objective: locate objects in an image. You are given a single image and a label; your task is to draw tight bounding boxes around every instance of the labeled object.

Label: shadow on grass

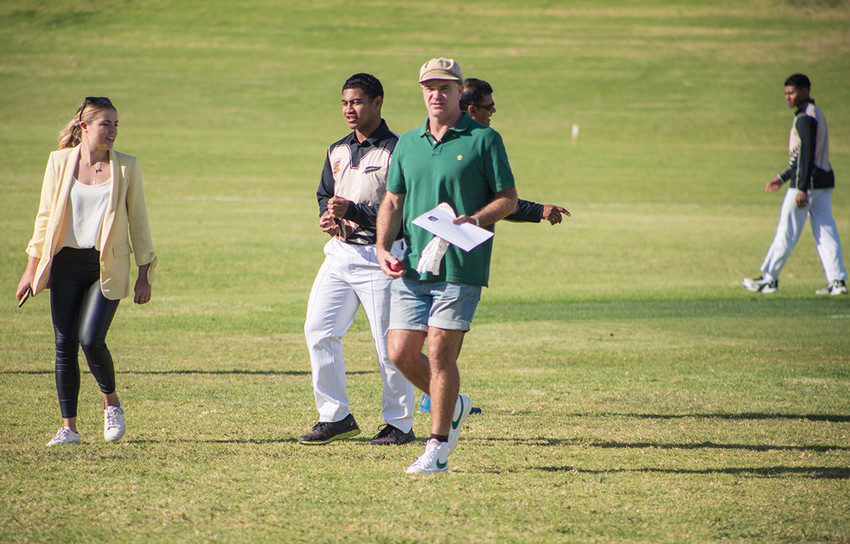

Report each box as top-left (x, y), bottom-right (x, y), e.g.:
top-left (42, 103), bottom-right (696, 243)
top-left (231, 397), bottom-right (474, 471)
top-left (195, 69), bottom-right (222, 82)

top-left (576, 412), bottom-right (850, 423)
top-left (535, 465), bottom-right (850, 479)
top-left (131, 437), bottom-right (299, 445)
top-left (586, 440), bottom-right (850, 453)
top-left (0, 369), bottom-right (377, 376)
top-left (478, 437), bottom-right (850, 452)
top-left (476, 297), bottom-right (850, 322)
top-left (131, 435), bottom-right (403, 446)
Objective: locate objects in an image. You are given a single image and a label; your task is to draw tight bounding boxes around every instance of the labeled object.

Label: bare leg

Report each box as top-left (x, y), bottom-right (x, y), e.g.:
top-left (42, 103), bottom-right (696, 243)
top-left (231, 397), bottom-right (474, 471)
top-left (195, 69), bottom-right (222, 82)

top-left (387, 329), bottom-right (430, 392)
top-left (426, 328), bottom-right (465, 436)
top-left (388, 327), bottom-right (466, 436)
top-left (103, 391), bottom-right (120, 408)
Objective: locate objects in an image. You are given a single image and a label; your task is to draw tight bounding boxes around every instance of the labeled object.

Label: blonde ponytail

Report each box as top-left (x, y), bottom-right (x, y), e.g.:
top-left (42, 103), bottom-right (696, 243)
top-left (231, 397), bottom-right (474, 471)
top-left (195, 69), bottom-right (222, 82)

top-left (57, 116), bottom-right (82, 149)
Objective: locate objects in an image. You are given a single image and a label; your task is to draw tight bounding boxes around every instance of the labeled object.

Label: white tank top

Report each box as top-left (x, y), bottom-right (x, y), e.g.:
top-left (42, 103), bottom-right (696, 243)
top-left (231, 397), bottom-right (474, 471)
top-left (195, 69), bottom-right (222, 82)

top-left (61, 177), bottom-right (111, 250)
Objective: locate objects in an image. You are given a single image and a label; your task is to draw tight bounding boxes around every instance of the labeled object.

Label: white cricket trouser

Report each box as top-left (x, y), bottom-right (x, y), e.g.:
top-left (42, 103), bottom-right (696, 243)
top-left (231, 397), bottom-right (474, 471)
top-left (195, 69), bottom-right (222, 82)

top-left (760, 188), bottom-right (847, 282)
top-left (304, 237), bottom-right (414, 431)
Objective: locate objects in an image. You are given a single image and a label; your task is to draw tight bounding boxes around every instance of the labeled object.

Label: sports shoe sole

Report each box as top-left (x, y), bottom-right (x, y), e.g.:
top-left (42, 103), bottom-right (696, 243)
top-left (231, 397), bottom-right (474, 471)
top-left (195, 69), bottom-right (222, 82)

top-left (47, 428), bottom-right (81, 446)
top-left (742, 279), bottom-right (777, 293)
top-left (104, 430), bottom-right (125, 443)
top-left (368, 432), bottom-right (415, 446)
top-left (406, 463), bottom-right (449, 474)
top-left (298, 428), bottom-right (360, 445)
top-left (816, 285), bottom-right (848, 295)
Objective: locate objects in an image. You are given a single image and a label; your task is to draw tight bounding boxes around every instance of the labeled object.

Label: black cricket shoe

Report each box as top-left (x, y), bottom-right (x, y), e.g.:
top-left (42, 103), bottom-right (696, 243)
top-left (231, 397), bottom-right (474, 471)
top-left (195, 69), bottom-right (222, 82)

top-left (298, 414), bottom-right (360, 445)
top-left (367, 424), bottom-right (415, 445)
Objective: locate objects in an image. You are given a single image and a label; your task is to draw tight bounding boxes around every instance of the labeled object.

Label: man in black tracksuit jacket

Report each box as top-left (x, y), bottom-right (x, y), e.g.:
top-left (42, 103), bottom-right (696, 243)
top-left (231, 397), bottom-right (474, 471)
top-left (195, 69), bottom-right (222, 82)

top-left (742, 73), bottom-right (847, 295)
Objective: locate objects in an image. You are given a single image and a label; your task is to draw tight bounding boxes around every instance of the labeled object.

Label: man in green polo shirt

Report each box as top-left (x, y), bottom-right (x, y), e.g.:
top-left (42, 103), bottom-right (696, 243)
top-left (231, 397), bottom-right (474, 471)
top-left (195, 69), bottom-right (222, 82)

top-left (376, 58), bottom-right (518, 474)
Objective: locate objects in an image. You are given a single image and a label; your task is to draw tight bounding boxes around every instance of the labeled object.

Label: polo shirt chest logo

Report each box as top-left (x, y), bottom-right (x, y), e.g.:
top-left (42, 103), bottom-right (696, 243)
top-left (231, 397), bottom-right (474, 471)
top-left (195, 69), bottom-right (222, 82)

top-left (332, 160), bottom-right (341, 175)
top-left (457, 155), bottom-right (463, 161)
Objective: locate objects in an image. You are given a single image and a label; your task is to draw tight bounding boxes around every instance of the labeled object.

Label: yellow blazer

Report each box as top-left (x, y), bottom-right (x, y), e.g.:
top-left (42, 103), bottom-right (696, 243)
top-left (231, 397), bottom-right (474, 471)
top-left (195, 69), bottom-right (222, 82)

top-left (26, 146), bottom-right (157, 300)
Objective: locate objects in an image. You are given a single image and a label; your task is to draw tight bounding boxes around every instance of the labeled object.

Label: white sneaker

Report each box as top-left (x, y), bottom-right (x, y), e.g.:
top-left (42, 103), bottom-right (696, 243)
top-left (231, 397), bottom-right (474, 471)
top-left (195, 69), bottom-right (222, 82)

top-left (742, 276), bottom-right (778, 293)
top-left (815, 280), bottom-right (847, 296)
top-left (104, 403), bottom-right (125, 442)
top-left (47, 427), bottom-right (81, 446)
top-left (447, 393), bottom-right (472, 454)
top-left (406, 439), bottom-right (449, 474)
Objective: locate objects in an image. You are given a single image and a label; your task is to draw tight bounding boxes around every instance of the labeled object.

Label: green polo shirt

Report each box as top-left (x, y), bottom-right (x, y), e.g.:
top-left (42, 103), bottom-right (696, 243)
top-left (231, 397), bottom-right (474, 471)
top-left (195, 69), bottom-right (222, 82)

top-left (386, 113), bottom-right (515, 287)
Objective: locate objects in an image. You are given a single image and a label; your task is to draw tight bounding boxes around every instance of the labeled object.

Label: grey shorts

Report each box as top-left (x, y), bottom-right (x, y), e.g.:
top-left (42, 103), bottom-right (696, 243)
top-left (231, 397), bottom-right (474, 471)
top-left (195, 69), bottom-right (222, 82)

top-left (389, 277), bottom-right (481, 332)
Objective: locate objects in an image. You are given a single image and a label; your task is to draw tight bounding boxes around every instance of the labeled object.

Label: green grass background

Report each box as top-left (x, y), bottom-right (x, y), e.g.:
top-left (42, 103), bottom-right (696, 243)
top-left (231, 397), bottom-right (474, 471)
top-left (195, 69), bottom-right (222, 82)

top-left (1, 0), bottom-right (849, 542)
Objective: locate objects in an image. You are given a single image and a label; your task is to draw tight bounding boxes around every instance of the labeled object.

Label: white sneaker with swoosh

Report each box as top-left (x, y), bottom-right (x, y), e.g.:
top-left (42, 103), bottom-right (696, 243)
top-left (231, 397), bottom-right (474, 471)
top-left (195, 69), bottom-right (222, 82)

top-left (448, 393), bottom-right (472, 454)
top-left (406, 439), bottom-right (449, 474)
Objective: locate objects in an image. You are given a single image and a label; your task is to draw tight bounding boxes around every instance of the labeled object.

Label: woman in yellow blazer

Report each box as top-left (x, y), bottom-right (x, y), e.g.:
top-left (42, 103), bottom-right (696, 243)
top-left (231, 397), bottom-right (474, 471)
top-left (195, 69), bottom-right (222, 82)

top-left (16, 97), bottom-right (157, 447)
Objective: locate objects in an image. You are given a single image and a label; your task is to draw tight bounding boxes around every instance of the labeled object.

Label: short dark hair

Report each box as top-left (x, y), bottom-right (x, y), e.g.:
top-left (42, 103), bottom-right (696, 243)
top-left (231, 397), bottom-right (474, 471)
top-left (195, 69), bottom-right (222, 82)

top-left (784, 73), bottom-right (811, 91)
top-left (460, 78), bottom-right (494, 109)
top-left (342, 73), bottom-right (384, 100)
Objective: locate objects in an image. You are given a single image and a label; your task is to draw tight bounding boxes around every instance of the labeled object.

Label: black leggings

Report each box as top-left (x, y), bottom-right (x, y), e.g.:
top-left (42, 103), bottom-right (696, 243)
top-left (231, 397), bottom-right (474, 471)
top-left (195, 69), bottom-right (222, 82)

top-left (50, 248), bottom-right (120, 418)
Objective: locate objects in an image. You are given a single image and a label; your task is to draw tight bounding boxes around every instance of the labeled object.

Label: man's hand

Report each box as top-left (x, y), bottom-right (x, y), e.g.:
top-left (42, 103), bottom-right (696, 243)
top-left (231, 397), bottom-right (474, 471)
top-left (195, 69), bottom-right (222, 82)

top-left (319, 211), bottom-right (339, 235)
top-left (456, 187), bottom-right (518, 228)
top-left (795, 191), bottom-right (809, 209)
top-left (327, 195), bottom-right (350, 218)
top-left (376, 190), bottom-right (406, 278)
top-left (765, 177), bottom-right (784, 192)
top-left (379, 250), bottom-right (405, 279)
top-left (542, 204), bottom-right (570, 225)
top-left (452, 215), bottom-right (479, 226)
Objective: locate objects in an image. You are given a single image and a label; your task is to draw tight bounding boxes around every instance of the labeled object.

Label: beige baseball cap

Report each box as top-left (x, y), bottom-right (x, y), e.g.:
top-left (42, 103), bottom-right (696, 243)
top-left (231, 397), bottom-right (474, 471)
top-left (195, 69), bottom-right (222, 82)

top-left (418, 58), bottom-right (463, 84)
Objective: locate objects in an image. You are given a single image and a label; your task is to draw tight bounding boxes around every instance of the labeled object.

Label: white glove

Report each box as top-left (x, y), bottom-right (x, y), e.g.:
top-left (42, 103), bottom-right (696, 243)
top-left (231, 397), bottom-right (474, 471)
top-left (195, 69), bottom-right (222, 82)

top-left (416, 202), bottom-right (455, 274)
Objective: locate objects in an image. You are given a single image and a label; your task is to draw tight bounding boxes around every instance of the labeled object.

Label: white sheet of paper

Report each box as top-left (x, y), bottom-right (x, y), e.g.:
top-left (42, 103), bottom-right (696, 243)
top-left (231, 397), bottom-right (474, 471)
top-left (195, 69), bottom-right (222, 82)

top-left (411, 205), bottom-right (494, 252)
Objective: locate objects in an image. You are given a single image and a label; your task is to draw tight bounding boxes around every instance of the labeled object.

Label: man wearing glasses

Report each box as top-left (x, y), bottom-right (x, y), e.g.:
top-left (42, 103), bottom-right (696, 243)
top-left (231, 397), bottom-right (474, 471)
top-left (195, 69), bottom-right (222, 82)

top-left (462, 78), bottom-right (570, 225)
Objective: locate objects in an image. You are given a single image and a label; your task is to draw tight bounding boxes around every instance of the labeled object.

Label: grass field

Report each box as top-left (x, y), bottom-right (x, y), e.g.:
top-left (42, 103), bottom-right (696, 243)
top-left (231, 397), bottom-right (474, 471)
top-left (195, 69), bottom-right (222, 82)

top-left (1, 1), bottom-right (849, 542)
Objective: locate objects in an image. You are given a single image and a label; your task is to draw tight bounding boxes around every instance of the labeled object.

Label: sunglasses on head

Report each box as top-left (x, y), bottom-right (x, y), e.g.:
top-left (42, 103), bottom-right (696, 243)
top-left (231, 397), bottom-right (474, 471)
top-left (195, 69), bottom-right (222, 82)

top-left (79, 96), bottom-right (113, 121)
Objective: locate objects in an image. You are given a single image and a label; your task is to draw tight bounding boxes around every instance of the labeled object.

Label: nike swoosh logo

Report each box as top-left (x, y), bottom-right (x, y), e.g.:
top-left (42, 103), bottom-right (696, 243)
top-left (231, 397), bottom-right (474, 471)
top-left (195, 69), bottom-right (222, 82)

top-left (436, 459), bottom-right (447, 469)
top-left (451, 396), bottom-right (466, 430)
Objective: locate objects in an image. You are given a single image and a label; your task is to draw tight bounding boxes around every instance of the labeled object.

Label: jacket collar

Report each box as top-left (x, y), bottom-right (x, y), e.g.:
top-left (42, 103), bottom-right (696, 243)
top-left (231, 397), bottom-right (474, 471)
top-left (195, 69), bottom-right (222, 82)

top-left (795, 98), bottom-right (814, 115)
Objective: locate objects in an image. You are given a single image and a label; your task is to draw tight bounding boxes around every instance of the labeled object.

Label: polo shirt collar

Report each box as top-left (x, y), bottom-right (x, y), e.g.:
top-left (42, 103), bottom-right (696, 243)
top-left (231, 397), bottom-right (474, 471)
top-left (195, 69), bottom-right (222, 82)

top-left (417, 112), bottom-right (475, 140)
top-left (347, 119), bottom-right (391, 147)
